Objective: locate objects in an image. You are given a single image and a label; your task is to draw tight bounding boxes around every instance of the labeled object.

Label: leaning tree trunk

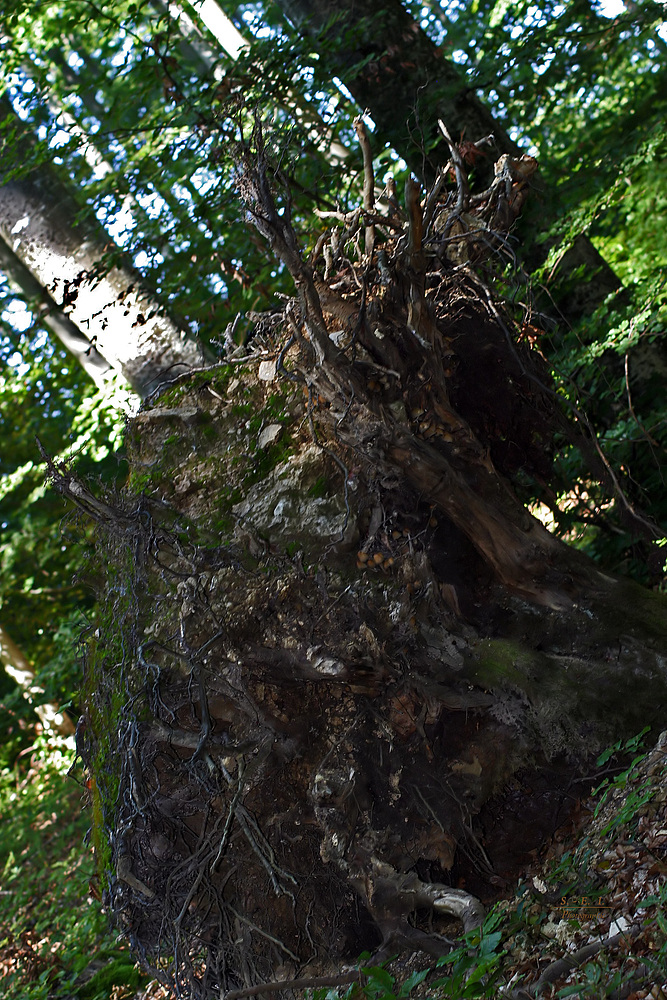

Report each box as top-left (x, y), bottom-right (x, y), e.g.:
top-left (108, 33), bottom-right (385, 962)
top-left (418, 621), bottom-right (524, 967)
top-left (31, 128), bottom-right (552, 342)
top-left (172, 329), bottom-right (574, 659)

top-left (57, 129), bottom-right (667, 998)
top-left (273, 0), bottom-right (622, 318)
top-left (275, 0), bottom-right (519, 182)
top-left (0, 624), bottom-right (74, 736)
top-left (0, 232), bottom-right (113, 387)
top-left (0, 166), bottom-right (201, 397)
top-left (0, 94), bottom-right (201, 397)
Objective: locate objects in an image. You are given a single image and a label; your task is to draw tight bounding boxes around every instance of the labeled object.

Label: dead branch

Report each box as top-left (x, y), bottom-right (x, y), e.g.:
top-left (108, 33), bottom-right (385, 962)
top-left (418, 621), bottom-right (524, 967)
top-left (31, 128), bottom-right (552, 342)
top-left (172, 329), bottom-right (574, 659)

top-left (354, 114), bottom-right (375, 258)
top-left (224, 970), bottom-right (364, 999)
top-left (438, 120), bottom-right (468, 216)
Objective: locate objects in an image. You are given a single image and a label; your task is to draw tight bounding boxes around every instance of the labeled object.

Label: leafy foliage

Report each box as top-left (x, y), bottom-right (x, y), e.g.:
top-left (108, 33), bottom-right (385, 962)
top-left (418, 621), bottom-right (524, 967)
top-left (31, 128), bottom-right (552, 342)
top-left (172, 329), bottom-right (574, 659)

top-left (0, 735), bottom-right (148, 1000)
top-left (1, 0), bottom-right (665, 595)
top-left (0, 320), bottom-right (127, 684)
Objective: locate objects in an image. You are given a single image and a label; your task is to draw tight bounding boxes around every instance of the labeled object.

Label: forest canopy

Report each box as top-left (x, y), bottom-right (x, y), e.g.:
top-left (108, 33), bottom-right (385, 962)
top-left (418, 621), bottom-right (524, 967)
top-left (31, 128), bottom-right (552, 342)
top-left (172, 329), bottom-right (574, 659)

top-left (0, 1), bottom-right (666, 998)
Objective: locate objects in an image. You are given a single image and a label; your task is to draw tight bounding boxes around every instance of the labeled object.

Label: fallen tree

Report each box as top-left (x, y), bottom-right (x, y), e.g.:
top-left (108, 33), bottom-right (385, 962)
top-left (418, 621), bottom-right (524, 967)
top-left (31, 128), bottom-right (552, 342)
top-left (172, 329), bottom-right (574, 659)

top-left (57, 118), bottom-right (667, 998)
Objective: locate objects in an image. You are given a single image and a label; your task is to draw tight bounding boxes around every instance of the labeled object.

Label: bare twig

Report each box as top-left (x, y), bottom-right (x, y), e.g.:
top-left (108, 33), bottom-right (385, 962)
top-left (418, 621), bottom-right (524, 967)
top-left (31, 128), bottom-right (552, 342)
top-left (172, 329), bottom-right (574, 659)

top-left (224, 970), bottom-right (365, 999)
top-left (405, 176), bottom-right (423, 257)
top-left (354, 114), bottom-right (375, 258)
top-left (422, 164), bottom-right (450, 236)
top-left (438, 120), bottom-right (468, 216)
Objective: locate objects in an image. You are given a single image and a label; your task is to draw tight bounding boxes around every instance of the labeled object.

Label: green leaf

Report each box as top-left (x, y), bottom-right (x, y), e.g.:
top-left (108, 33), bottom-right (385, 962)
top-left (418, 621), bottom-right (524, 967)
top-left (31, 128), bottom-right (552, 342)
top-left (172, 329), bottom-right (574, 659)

top-left (363, 966), bottom-right (396, 994)
top-left (398, 969), bottom-right (429, 996)
top-left (479, 930), bottom-right (502, 955)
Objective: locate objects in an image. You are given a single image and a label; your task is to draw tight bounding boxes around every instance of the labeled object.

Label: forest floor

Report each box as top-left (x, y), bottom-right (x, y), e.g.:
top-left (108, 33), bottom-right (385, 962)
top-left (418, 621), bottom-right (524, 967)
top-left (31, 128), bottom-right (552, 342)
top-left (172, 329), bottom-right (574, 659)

top-left (0, 729), bottom-right (665, 1000)
top-left (380, 729), bottom-right (667, 1000)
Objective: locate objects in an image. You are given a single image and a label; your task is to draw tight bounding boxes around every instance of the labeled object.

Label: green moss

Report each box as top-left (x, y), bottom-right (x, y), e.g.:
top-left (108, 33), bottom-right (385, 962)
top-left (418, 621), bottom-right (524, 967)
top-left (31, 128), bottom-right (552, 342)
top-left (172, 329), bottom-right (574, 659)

top-left (465, 639), bottom-right (542, 696)
top-left (126, 471), bottom-right (151, 494)
top-left (307, 475), bottom-right (328, 499)
top-left (78, 958), bottom-right (143, 998)
top-left (201, 422), bottom-right (219, 440)
top-left (154, 366), bottom-right (234, 408)
top-left (254, 438), bottom-right (292, 477)
top-left (600, 578), bottom-right (667, 644)
top-left (212, 513), bottom-right (234, 534)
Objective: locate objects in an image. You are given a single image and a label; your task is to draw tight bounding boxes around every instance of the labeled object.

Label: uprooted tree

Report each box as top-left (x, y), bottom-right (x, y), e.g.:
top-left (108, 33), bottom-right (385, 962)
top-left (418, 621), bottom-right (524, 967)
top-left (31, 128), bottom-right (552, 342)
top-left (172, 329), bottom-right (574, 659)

top-left (55, 117), bottom-right (667, 998)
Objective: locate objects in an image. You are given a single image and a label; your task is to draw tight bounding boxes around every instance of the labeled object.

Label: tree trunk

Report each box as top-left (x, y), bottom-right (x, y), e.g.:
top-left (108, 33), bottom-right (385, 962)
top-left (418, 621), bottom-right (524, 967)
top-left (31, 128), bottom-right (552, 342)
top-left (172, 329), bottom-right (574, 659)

top-left (0, 93), bottom-right (201, 397)
top-left (0, 624), bottom-right (74, 736)
top-left (272, 0), bottom-right (621, 318)
top-left (0, 232), bottom-right (113, 387)
top-left (57, 137), bottom-right (667, 998)
top-left (0, 166), bottom-right (201, 397)
top-left (275, 0), bottom-right (520, 181)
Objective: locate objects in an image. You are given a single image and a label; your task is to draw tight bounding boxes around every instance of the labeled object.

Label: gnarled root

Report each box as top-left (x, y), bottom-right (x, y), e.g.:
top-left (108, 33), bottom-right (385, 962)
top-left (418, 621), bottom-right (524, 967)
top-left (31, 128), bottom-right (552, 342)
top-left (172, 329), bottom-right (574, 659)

top-left (352, 857), bottom-right (484, 960)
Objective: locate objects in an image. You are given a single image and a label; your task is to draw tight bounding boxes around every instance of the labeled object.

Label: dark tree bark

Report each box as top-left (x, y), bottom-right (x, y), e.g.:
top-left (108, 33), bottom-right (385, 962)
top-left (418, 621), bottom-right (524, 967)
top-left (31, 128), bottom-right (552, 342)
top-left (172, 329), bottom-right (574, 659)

top-left (272, 0), bottom-right (621, 318)
top-left (276, 0), bottom-right (519, 182)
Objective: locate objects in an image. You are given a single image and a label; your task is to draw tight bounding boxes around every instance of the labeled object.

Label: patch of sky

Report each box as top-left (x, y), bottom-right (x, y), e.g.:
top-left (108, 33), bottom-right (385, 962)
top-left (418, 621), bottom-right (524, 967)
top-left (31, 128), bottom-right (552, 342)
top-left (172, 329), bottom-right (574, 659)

top-left (435, 0), bottom-right (463, 17)
top-left (382, 159), bottom-right (408, 185)
top-left (91, 161), bottom-right (112, 181)
top-left (534, 50), bottom-right (556, 76)
top-left (240, 4), bottom-right (279, 39)
top-left (110, 35), bottom-right (133, 69)
top-left (331, 77), bottom-right (355, 105)
top-left (295, 65), bottom-right (315, 87)
top-left (207, 273), bottom-right (227, 297)
top-left (2, 300), bottom-right (33, 334)
top-left (313, 90), bottom-right (340, 121)
top-left (97, 199), bottom-right (135, 247)
top-left (509, 127), bottom-right (537, 154)
top-left (49, 128), bottom-right (72, 149)
top-left (134, 189), bottom-right (169, 220)
top-left (170, 133), bottom-right (198, 164)
top-left (67, 51), bottom-right (85, 71)
top-left (134, 250), bottom-right (164, 269)
top-left (190, 168), bottom-right (218, 197)
top-left (8, 88), bottom-right (31, 121)
top-left (597, 0), bottom-right (625, 15)
top-left (524, 5), bottom-right (548, 29)
top-left (172, 182), bottom-right (194, 204)
top-left (5, 351), bottom-right (29, 376)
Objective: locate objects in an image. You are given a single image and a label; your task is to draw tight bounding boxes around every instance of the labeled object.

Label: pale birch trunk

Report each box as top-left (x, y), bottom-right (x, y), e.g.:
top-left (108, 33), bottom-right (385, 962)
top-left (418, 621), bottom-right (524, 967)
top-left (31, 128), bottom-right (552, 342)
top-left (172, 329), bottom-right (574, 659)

top-left (0, 624), bottom-right (75, 737)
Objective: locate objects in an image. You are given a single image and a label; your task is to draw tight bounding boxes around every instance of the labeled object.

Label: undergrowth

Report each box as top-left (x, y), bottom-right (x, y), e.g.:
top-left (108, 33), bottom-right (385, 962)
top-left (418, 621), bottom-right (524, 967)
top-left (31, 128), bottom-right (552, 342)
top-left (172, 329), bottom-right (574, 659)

top-left (0, 733), bottom-right (147, 999)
